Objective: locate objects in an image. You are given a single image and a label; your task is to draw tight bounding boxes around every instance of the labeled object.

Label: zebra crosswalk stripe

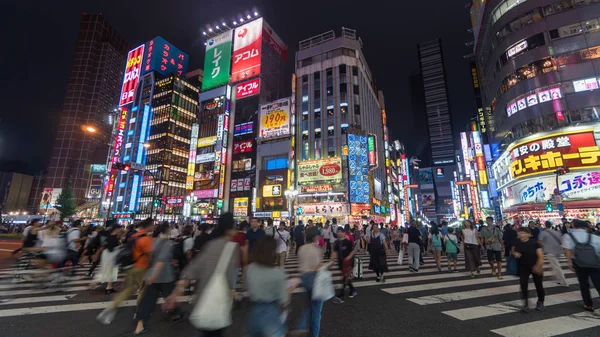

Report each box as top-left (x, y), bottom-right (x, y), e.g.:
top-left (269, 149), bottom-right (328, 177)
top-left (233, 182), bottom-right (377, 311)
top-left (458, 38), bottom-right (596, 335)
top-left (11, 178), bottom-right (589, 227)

top-left (490, 312), bottom-right (600, 337)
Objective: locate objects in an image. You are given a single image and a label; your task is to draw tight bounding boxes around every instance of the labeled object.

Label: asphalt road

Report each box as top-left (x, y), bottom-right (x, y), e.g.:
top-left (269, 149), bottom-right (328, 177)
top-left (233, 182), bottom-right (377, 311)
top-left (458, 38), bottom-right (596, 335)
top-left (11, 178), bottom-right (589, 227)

top-left (1, 248), bottom-right (599, 337)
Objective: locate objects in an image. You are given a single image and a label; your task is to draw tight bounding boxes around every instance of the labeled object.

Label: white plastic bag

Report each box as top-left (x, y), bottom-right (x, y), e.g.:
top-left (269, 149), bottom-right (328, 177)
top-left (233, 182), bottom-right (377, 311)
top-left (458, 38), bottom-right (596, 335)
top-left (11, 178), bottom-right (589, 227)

top-left (189, 242), bottom-right (236, 330)
top-left (312, 268), bottom-right (335, 301)
top-left (397, 249), bottom-right (404, 265)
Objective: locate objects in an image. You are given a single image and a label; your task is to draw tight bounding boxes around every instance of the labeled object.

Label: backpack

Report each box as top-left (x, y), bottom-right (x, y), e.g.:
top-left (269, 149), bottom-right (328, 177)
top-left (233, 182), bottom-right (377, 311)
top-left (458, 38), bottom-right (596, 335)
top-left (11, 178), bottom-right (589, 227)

top-left (173, 237), bottom-right (192, 265)
top-left (568, 233), bottom-right (600, 269)
top-left (193, 232), bottom-right (211, 257)
top-left (116, 233), bottom-right (146, 268)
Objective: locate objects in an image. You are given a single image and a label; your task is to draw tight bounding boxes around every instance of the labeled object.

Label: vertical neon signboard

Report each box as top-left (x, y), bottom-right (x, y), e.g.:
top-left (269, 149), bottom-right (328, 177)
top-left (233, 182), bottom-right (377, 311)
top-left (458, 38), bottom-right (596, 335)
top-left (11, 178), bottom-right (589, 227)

top-left (187, 123), bottom-right (199, 190)
top-left (119, 45), bottom-right (145, 106)
top-left (106, 108), bottom-right (129, 199)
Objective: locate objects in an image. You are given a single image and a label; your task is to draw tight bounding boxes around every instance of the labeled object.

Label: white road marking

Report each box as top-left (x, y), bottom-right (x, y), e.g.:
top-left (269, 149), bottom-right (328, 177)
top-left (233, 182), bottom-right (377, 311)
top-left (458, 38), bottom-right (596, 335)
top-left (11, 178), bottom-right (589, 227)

top-left (490, 312), bottom-right (600, 336)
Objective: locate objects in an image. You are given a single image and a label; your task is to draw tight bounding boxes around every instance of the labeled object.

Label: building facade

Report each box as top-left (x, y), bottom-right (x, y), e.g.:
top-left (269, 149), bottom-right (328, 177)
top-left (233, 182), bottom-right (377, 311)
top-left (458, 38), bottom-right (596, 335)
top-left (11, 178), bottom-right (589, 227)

top-left (294, 28), bottom-right (388, 226)
top-left (472, 0), bottom-right (600, 223)
top-left (44, 14), bottom-right (129, 209)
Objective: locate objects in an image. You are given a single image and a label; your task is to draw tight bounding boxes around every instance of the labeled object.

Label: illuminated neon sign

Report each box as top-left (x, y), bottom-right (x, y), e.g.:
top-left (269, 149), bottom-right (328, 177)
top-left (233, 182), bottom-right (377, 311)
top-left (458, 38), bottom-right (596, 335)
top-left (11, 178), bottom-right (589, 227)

top-left (119, 45), bottom-right (145, 106)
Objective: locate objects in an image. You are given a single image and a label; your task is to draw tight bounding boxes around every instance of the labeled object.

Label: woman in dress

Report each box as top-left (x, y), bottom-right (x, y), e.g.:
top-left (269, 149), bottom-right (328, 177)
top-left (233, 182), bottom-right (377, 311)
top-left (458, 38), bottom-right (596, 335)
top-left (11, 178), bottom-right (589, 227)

top-left (94, 224), bottom-right (123, 295)
top-left (429, 225), bottom-right (443, 271)
top-left (368, 224), bottom-right (390, 282)
top-left (462, 220), bottom-right (482, 278)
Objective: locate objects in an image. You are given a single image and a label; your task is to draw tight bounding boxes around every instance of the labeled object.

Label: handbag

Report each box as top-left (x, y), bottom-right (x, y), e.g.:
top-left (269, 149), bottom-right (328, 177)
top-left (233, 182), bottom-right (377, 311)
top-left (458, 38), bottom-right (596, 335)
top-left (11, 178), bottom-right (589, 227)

top-left (506, 255), bottom-right (518, 276)
top-left (397, 249), bottom-right (404, 265)
top-left (189, 242), bottom-right (236, 330)
top-left (312, 268), bottom-right (335, 301)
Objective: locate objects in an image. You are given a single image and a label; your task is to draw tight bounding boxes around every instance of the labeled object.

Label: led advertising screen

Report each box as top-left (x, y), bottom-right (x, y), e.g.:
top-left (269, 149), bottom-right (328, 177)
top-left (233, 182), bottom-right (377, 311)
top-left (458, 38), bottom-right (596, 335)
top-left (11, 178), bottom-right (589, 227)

top-left (40, 188), bottom-right (62, 210)
top-left (234, 122), bottom-right (253, 136)
top-left (348, 134), bottom-right (370, 203)
top-left (106, 108), bottom-right (129, 199)
top-left (119, 45), bottom-right (145, 106)
top-left (201, 31), bottom-right (233, 91)
top-left (232, 18), bottom-right (263, 83)
top-left (509, 130), bottom-right (600, 180)
top-left (259, 97), bottom-right (291, 139)
top-left (368, 134), bottom-right (377, 167)
top-left (143, 37), bottom-right (188, 77)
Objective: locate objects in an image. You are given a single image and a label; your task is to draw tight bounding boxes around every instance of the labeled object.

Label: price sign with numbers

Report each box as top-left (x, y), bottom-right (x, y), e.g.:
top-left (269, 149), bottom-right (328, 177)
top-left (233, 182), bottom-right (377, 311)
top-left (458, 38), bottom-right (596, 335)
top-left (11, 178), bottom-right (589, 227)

top-left (259, 97), bottom-right (291, 139)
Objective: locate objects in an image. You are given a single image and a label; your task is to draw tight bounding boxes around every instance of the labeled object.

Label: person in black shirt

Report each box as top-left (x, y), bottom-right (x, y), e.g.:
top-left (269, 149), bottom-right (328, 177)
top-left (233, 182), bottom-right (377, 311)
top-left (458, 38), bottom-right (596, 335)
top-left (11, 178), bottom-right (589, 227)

top-left (407, 223), bottom-right (422, 272)
top-left (332, 227), bottom-right (356, 303)
top-left (512, 227), bottom-right (545, 312)
top-left (294, 220), bottom-right (306, 255)
top-left (502, 224), bottom-right (517, 257)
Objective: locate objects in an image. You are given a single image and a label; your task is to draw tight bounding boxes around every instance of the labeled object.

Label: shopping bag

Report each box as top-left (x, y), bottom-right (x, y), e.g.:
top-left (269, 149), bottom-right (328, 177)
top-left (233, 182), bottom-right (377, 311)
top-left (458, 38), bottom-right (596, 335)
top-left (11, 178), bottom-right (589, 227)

top-left (506, 255), bottom-right (518, 276)
top-left (312, 268), bottom-right (335, 301)
top-left (353, 257), bottom-right (363, 279)
top-left (189, 242), bottom-right (236, 330)
top-left (397, 249), bottom-right (404, 265)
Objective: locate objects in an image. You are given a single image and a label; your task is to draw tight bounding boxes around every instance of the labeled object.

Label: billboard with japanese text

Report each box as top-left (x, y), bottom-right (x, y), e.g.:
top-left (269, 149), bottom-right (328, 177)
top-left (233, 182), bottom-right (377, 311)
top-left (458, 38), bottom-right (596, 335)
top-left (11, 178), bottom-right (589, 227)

top-left (201, 31), bottom-right (233, 91)
top-left (143, 37), bottom-right (188, 77)
top-left (298, 158), bottom-right (342, 184)
top-left (232, 18), bottom-right (263, 83)
top-left (119, 45), bottom-right (144, 106)
top-left (259, 97), bottom-right (291, 139)
top-left (508, 130), bottom-right (600, 180)
top-left (348, 133), bottom-right (369, 203)
top-left (106, 108), bottom-right (129, 199)
top-left (236, 78), bottom-right (260, 99)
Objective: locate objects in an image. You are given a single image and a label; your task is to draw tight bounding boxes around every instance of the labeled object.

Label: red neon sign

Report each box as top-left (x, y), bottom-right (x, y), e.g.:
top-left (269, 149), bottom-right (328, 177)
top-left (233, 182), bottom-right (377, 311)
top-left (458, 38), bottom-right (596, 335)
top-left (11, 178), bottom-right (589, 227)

top-left (105, 108), bottom-right (129, 198)
top-left (236, 78), bottom-right (260, 99)
top-left (119, 45), bottom-right (145, 106)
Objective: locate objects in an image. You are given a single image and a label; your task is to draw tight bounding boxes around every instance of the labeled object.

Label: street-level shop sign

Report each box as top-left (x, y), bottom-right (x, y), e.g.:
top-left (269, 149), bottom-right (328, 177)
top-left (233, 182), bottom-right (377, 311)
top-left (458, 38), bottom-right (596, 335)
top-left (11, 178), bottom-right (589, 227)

top-left (298, 158), bottom-right (342, 184)
top-left (296, 203), bottom-right (349, 215)
top-left (301, 184), bottom-right (333, 193)
top-left (509, 130), bottom-right (600, 180)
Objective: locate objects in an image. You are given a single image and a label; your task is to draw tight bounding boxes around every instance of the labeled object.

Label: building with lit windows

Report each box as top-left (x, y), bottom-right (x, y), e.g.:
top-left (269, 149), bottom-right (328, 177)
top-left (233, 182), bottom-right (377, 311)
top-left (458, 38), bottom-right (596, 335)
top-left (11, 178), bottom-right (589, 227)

top-left (294, 28), bottom-right (388, 226)
top-left (471, 0), bottom-right (600, 223)
top-left (43, 14), bottom-right (128, 211)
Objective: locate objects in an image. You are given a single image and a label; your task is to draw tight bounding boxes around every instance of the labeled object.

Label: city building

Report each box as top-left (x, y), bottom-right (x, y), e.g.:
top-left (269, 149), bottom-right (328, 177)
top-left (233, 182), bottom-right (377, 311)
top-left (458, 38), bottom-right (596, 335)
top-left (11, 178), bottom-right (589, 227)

top-left (108, 37), bottom-right (192, 221)
top-left (43, 14), bottom-right (129, 212)
top-left (0, 172), bottom-right (33, 214)
top-left (417, 38), bottom-right (456, 221)
top-left (471, 0), bottom-right (600, 224)
top-left (193, 15), bottom-right (289, 222)
top-left (294, 28), bottom-right (388, 226)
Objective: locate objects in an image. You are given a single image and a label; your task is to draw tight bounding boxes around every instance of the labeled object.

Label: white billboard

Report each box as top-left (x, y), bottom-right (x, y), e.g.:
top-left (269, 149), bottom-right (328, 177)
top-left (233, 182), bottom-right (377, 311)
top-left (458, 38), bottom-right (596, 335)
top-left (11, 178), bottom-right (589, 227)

top-left (259, 97), bottom-right (291, 139)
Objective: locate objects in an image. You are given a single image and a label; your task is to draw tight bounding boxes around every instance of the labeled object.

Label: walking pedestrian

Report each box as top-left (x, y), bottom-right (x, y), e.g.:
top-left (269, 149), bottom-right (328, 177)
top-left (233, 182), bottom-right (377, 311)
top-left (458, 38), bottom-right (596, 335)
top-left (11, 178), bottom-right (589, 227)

top-left (246, 218), bottom-right (265, 252)
top-left (407, 221), bottom-right (422, 273)
top-left (512, 227), bottom-right (545, 312)
top-left (462, 220), bottom-right (481, 278)
top-left (165, 213), bottom-right (240, 337)
top-left (294, 220), bottom-right (306, 255)
top-left (419, 224), bottom-right (429, 258)
top-left (332, 227), bottom-right (357, 303)
top-left (440, 221), bottom-right (449, 254)
top-left (245, 236), bottom-right (288, 337)
top-left (96, 218), bottom-right (154, 325)
top-left (539, 221), bottom-right (569, 287)
top-left (480, 216), bottom-right (504, 279)
top-left (133, 223), bottom-right (183, 335)
top-left (429, 225), bottom-right (443, 271)
top-left (92, 224), bottom-right (123, 295)
top-left (502, 223), bottom-right (517, 258)
top-left (290, 226), bottom-right (330, 337)
top-left (444, 227), bottom-right (459, 272)
top-left (562, 219), bottom-right (600, 312)
top-left (322, 222), bottom-right (332, 259)
top-left (62, 220), bottom-right (82, 274)
top-left (392, 226), bottom-right (401, 253)
top-left (368, 224), bottom-right (390, 282)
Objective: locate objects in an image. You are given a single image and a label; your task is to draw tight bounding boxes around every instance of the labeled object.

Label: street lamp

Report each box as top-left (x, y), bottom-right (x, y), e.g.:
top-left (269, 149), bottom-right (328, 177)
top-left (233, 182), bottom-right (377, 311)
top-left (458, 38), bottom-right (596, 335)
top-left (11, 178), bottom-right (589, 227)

top-left (143, 143), bottom-right (150, 149)
top-left (284, 189), bottom-right (299, 223)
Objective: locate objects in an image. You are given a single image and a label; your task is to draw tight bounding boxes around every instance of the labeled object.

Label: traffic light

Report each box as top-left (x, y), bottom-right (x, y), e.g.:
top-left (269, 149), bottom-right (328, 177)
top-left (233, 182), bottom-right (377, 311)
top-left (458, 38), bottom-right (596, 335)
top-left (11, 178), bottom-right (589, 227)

top-left (112, 162), bottom-right (131, 171)
top-left (556, 167), bottom-right (570, 175)
top-left (545, 200), bottom-right (554, 212)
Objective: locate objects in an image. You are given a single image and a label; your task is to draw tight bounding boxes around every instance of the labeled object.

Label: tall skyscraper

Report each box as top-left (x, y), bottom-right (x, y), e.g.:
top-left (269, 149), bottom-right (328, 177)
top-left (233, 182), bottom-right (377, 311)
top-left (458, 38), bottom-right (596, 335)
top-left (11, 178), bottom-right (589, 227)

top-left (294, 28), bottom-right (388, 225)
top-left (43, 14), bottom-right (128, 209)
top-left (417, 39), bottom-right (454, 166)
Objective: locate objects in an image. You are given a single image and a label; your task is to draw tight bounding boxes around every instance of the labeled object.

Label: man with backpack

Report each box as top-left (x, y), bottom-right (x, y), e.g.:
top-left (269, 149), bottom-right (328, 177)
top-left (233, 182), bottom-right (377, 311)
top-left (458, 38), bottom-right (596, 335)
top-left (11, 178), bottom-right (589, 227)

top-left (97, 218), bottom-right (154, 325)
top-left (62, 220), bottom-right (82, 274)
top-left (562, 219), bottom-right (600, 312)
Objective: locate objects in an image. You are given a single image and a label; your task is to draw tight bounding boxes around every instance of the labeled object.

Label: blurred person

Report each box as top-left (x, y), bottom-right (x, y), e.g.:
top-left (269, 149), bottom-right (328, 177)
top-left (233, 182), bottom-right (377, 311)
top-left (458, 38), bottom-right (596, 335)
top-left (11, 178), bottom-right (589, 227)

top-left (529, 221), bottom-right (540, 241)
top-left (173, 225), bottom-right (194, 276)
top-left (165, 213), bottom-right (239, 337)
top-left (294, 220), bottom-right (306, 255)
top-left (368, 224), bottom-right (390, 282)
top-left (392, 226), bottom-right (401, 253)
top-left (539, 221), bottom-right (569, 287)
top-left (96, 218), bottom-right (154, 325)
top-left (444, 227), bottom-right (459, 272)
top-left (440, 221), bottom-right (449, 253)
top-left (275, 221), bottom-right (290, 267)
top-left (169, 224), bottom-right (180, 240)
top-left (322, 221), bottom-right (332, 259)
top-left (332, 227), bottom-right (357, 303)
top-left (407, 221), bottom-right (422, 272)
top-left (480, 216), bottom-right (504, 279)
top-left (247, 218), bottom-right (265, 252)
top-left (512, 227), bottom-right (545, 312)
top-left (232, 221), bottom-right (248, 304)
top-left (562, 219), bottom-right (600, 312)
top-left (193, 223), bottom-right (212, 256)
top-left (245, 236), bottom-right (288, 337)
top-left (289, 226), bottom-right (330, 337)
top-left (92, 223), bottom-right (124, 295)
top-left (133, 222), bottom-right (183, 335)
top-left (61, 219), bottom-right (82, 274)
top-left (419, 224), bottom-right (429, 262)
top-left (503, 224), bottom-right (517, 258)
top-left (429, 224), bottom-right (443, 272)
top-left (462, 220), bottom-right (481, 278)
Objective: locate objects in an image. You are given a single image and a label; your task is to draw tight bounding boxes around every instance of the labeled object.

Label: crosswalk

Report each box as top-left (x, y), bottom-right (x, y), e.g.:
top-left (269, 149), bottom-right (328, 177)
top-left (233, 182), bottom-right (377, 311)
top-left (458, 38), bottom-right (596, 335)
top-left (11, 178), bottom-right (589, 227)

top-left (0, 249), bottom-right (599, 337)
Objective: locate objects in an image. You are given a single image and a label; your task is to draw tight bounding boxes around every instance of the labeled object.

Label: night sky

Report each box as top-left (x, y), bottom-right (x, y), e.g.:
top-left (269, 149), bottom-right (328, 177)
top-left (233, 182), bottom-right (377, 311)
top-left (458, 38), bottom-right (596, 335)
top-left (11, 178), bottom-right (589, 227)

top-left (2, 0), bottom-right (476, 174)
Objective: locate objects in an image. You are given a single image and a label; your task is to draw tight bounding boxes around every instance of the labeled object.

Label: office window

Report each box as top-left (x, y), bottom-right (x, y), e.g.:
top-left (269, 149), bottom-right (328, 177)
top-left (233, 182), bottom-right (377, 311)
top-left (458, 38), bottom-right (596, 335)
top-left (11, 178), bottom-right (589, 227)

top-left (302, 111), bottom-right (308, 121)
top-left (302, 130), bottom-right (308, 141)
top-left (314, 110), bottom-right (321, 119)
top-left (327, 126), bottom-right (335, 136)
top-left (327, 107), bottom-right (334, 116)
top-left (340, 83), bottom-right (347, 93)
top-left (352, 66), bottom-right (358, 76)
top-left (264, 156), bottom-right (288, 170)
top-left (315, 128), bottom-right (322, 138)
top-left (327, 86), bottom-right (333, 96)
top-left (353, 85), bottom-right (359, 95)
top-left (314, 90), bottom-right (320, 99)
top-left (339, 64), bottom-right (346, 74)
top-left (354, 104), bottom-right (361, 115)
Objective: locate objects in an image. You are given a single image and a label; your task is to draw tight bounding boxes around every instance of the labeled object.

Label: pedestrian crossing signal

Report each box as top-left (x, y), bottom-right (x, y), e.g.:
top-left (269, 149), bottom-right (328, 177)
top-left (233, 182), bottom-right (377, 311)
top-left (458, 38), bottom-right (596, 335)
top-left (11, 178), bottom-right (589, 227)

top-left (545, 200), bottom-right (553, 212)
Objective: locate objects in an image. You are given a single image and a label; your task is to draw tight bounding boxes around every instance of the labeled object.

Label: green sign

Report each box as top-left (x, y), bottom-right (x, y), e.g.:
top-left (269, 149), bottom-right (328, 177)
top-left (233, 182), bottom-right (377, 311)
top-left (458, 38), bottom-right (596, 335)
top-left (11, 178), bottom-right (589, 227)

top-left (368, 135), bottom-right (375, 152)
top-left (201, 30), bottom-right (233, 91)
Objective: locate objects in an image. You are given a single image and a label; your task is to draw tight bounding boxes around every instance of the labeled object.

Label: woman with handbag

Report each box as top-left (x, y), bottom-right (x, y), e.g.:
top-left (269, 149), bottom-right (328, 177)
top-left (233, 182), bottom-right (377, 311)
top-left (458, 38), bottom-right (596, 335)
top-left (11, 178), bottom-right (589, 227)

top-left (462, 220), bottom-right (482, 278)
top-left (368, 224), bottom-right (390, 282)
top-left (245, 236), bottom-right (288, 337)
top-left (164, 213), bottom-right (239, 337)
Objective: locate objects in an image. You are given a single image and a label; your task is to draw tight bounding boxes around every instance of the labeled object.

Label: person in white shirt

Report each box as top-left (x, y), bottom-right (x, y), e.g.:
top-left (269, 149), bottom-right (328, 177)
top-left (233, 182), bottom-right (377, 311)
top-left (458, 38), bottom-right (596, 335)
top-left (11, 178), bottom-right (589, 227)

top-left (64, 220), bottom-right (82, 274)
top-left (169, 224), bottom-right (180, 240)
top-left (322, 222), bottom-right (332, 259)
top-left (275, 222), bottom-right (290, 267)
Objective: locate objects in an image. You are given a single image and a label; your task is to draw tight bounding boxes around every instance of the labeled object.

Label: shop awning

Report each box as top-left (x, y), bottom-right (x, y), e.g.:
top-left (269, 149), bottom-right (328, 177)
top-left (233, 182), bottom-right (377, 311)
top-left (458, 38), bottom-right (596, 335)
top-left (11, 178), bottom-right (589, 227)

top-left (504, 199), bottom-right (600, 213)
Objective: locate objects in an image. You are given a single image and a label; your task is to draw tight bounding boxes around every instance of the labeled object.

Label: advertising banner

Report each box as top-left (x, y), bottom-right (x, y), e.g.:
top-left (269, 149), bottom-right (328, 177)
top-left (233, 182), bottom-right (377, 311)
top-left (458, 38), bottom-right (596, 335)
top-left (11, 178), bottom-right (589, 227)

top-left (298, 203), bottom-right (350, 216)
top-left (233, 140), bottom-right (253, 154)
top-left (87, 185), bottom-right (102, 199)
top-left (106, 108), bottom-right (129, 199)
top-left (91, 164), bottom-right (106, 174)
top-left (164, 196), bottom-right (184, 207)
top-left (262, 19), bottom-right (288, 61)
top-left (301, 184), bottom-right (333, 193)
top-left (509, 130), bottom-right (600, 180)
top-left (119, 44), bottom-right (145, 106)
top-left (202, 30), bottom-right (233, 91)
top-left (236, 78), bottom-right (260, 99)
top-left (348, 134), bottom-right (370, 203)
top-left (196, 153), bottom-right (216, 164)
top-left (193, 189), bottom-right (218, 199)
top-left (419, 168), bottom-right (434, 189)
top-left (259, 98), bottom-right (291, 139)
top-left (262, 184), bottom-right (282, 197)
top-left (40, 188), bottom-right (62, 210)
top-left (368, 135), bottom-right (377, 167)
top-left (233, 197), bottom-right (249, 217)
top-left (143, 36), bottom-right (188, 77)
top-left (298, 158), bottom-right (343, 184)
top-left (234, 122), bottom-right (253, 136)
top-left (421, 193), bottom-right (436, 206)
top-left (232, 18), bottom-right (263, 83)
top-left (197, 136), bottom-right (217, 148)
